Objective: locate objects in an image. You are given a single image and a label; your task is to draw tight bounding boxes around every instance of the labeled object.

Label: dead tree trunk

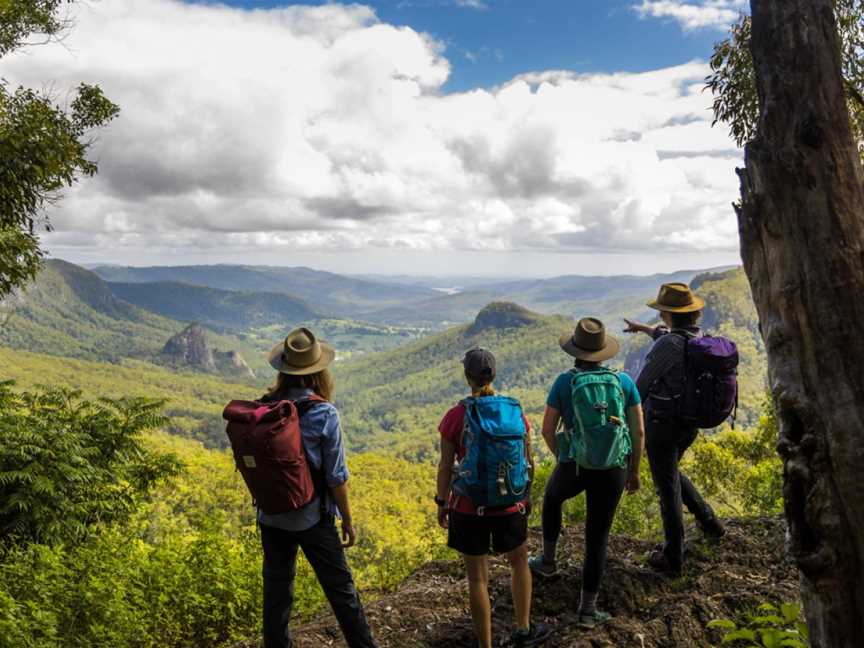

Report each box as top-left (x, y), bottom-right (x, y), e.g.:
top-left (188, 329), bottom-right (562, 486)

top-left (738, 1), bottom-right (864, 645)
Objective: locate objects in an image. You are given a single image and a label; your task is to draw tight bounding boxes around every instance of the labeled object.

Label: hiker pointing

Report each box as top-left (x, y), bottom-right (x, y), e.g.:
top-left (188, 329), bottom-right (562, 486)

top-left (529, 317), bottom-right (644, 629)
top-left (625, 283), bottom-right (737, 574)
top-left (223, 327), bottom-right (378, 648)
top-left (436, 348), bottom-right (552, 648)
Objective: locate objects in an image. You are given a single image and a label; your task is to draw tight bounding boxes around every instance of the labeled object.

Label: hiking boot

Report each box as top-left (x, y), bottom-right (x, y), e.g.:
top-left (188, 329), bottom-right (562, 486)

top-left (511, 622), bottom-right (552, 647)
top-left (577, 610), bottom-right (611, 629)
top-left (698, 516), bottom-right (726, 540)
top-left (646, 549), bottom-right (682, 575)
top-left (528, 554), bottom-right (557, 578)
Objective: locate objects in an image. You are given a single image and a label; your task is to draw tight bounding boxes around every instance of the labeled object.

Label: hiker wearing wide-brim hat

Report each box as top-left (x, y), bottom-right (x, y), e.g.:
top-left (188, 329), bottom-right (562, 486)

top-left (268, 326), bottom-right (336, 375)
top-left (529, 316), bottom-right (644, 630)
top-left (646, 282), bottom-right (705, 314)
top-left (625, 283), bottom-right (727, 577)
top-left (558, 317), bottom-right (620, 363)
top-left (233, 326), bottom-right (378, 648)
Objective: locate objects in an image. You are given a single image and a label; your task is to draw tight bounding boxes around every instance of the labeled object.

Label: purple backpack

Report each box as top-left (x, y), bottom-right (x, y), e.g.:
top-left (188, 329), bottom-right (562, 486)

top-left (681, 335), bottom-right (739, 428)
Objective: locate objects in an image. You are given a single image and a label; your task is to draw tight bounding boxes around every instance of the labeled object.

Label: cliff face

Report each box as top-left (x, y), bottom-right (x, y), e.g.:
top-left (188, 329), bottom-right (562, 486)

top-left (162, 324), bottom-right (255, 379)
top-left (236, 517), bottom-right (797, 648)
top-left (162, 323), bottom-right (215, 371)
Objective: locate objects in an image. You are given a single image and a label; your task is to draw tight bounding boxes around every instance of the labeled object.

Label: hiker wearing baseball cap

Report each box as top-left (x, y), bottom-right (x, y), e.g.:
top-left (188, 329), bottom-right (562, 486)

top-left (224, 327), bottom-right (378, 648)
top-left (435, 347), bottom-right (552, 648)
top-left (624, 283), bottom-right (729, 575)
top-left (528, 318), bottom-right (644, 629)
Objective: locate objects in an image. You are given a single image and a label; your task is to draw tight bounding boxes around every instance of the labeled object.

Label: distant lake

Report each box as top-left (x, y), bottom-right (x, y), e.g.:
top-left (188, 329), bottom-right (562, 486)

top-left (432, 287), bottom-right (462, 296)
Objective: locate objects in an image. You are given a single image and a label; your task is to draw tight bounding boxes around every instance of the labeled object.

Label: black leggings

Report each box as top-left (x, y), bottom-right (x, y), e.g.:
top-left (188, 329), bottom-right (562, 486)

top-left (541, 462), bottom-right (627, 592)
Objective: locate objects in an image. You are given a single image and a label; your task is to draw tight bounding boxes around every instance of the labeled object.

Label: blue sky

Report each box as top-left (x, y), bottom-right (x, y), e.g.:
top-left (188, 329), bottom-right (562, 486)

top-left (219, 0), bottom-right (732, 91)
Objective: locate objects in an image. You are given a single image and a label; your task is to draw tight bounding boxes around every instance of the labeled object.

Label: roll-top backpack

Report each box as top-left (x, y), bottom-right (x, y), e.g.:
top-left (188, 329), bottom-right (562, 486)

top-left (222, 396), bottom-right (324, 515)
top-left (680, 335), bottom-right (739, 428)
top-left (452, 396), bottom-right (530, 508)
top-left (567, 369), bottom-right (632, 469)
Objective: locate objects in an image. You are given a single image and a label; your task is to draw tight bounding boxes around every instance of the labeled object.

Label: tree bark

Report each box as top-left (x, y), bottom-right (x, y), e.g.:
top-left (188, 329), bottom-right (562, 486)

top-left (738, 1), bottom-right (864, 645)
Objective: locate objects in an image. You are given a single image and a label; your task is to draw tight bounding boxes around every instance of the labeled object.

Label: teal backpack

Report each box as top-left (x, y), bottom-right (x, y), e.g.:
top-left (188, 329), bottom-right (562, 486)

top-left (566, 369), bottom-right (631, 469)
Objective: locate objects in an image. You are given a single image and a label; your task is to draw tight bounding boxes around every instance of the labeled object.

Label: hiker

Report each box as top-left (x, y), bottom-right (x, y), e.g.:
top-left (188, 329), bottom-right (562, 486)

top-left (435, 348), bottom-right (552, 648)
top-left (528, 317), bottom-right (644, 628)
top-left (624, 283), bottom-right (735, 574)
top-left (223, 327), bottom-right (378, 648)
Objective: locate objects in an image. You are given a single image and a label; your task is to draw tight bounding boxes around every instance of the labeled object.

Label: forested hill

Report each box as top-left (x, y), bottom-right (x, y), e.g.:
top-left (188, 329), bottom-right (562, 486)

top-left (0, 259), bottom-right (268, 374)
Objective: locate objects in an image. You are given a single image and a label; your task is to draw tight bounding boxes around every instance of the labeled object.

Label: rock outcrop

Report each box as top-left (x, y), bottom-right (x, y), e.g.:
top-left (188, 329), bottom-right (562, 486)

top-left (467, 302), bottom-right (542, 336)
top-left (215, 349), bottom-right (256, 379)
top-left (162, 323), bottom-right (215, 371)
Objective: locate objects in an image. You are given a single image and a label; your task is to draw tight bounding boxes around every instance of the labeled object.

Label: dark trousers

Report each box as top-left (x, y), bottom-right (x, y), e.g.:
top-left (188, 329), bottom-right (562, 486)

top-left (541, 461), bottom-right (626, 592)
top-left (645, 418), bottom-right (716, 569)
top-left (260, 516), bottom-right (378, 648)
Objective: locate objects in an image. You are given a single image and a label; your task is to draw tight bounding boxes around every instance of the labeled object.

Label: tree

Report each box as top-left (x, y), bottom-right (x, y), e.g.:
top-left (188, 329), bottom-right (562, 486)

top-left (708, 1), bottom-right (864, 160)
top-left (0, 1), bottom-right (118, 298)
top-left (735, 1), bottom-right (864, 645)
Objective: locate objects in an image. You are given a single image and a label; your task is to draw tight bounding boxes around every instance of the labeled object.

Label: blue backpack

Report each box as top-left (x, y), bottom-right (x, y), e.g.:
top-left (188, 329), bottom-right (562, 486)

top-left (452, 395), bottom-right (530, 508)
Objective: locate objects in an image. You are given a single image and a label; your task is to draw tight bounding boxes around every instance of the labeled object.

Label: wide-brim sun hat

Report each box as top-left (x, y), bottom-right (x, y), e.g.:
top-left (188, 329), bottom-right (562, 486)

top-left (268, 326), bottom-right (336, 375)
top-left (559, 317), bottom-right (620, 362)
top-left (647, 282), bottom-right (705, 313)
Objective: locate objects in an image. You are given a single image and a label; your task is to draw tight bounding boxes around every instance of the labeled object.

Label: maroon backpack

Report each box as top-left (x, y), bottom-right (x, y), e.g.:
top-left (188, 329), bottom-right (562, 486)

top-left (223, 397), bottom-right (323, 514)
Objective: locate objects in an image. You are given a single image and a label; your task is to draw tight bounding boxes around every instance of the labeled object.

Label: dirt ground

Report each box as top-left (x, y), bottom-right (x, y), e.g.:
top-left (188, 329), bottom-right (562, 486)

top-left (238, 517), bottom-right (798, 647)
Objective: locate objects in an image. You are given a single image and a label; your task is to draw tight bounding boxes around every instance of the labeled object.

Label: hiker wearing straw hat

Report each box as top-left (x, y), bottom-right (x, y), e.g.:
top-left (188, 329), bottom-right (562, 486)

top-left (624, 283), bottom-right (727, 575)
top-left (223, 327), bottom-right (378, 648)
top-left (528, 318), bottom-right (644, 629)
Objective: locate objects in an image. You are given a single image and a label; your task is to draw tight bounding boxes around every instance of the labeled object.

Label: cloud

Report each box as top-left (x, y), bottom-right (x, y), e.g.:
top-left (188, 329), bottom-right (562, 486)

top-left (455, 0), bottom-right (489, 10)
top-left (632, 0), bottom-right (746, 31)
top-left (2, 0), bottom-right (742, 263)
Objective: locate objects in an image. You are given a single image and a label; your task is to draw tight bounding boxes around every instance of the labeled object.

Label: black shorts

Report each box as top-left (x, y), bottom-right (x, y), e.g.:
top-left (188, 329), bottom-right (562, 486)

top-left (448, 510), bottom-right (528, 556)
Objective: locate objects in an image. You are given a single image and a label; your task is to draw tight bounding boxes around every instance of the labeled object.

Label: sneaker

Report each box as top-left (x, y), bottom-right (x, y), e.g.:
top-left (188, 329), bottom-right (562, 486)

top-left (647, 549), bottom-right (682, 575)
top-left (511, 622), bottom-right (552, 647)
top-left (577, 610), bottom-right (611, 629)
top-left (528, 554), bottom-right (557, 578)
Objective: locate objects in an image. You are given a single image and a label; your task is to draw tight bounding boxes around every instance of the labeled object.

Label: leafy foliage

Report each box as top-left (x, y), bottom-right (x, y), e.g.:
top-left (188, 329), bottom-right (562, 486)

top-left (708, 601), bottom-right (809, 647)
top-left (0, 2), bottom-right (119, 297)
top-left (707, 2), bottom-right (864, 160)
top-left (0, 382), bottom-right (180, 546)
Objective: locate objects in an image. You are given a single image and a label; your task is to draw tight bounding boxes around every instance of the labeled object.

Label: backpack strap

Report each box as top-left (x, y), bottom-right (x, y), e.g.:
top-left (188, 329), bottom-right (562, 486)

top-left (290, 395), bottom-right (330, 518)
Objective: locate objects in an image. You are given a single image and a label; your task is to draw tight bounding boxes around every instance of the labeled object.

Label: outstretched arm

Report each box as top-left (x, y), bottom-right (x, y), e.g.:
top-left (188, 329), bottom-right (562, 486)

top-left (623, 318), bottom-right (658, 337)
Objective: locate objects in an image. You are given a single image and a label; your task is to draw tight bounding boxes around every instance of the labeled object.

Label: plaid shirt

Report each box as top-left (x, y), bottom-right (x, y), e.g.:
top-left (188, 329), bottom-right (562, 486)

top-left (636, 325), bottom-right (702, 403)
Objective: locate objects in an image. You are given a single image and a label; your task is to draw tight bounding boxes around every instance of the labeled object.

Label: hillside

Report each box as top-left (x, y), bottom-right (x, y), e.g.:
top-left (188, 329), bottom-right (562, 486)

top-left (0, 260), bottom-right (270, 374)
top-left (91, 264), bottom-right (439, 318)
top-left (246, 517), bottom-right (796, 648)
top-left (107, 280), bottom-right (319, 331)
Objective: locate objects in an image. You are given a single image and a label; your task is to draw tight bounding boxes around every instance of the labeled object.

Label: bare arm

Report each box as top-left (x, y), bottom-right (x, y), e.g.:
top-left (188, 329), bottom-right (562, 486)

top-left (623, 318), bottom-right (658, 337)
top-left (436, 439), bottom-right (457, 528)
top-left (541, 405), bottom-right (561, 457)
top-left (328, 482), bottom-right (356, 547)
top-left (625, 403), bottom-right (645, 494)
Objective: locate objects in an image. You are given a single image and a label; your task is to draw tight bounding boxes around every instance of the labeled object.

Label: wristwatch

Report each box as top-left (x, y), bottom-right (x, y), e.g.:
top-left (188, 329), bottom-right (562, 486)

top-left (434, 495), bottom-right (446, 506)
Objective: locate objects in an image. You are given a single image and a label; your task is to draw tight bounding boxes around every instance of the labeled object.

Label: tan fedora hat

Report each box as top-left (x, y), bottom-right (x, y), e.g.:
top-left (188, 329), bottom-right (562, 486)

top-left (647, 282), bottom-right (705, 313)
top-left (267, 327), bottom-right (336, 375)
top-left (559, 317), bottom-right (620, 362)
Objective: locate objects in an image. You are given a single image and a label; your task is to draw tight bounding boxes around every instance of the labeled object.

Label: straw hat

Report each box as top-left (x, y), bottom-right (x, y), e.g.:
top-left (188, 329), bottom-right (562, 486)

top-left (267, 327), bottom-right (335, 375)
top-left (647, 282), bottom-right (705, 313)
top-left (559, 317), bottom-right (619, 362)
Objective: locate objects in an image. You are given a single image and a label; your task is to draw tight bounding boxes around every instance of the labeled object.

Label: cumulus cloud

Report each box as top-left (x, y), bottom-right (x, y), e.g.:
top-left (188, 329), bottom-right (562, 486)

top-left (2, 0), bottom-right (742, 263)
top-left (633, 0), bottom-right (746, 31)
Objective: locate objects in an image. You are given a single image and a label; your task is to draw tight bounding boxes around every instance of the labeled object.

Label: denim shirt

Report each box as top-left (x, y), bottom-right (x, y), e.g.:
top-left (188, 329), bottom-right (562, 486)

top-left (257, 387), bottom-right (350, 532)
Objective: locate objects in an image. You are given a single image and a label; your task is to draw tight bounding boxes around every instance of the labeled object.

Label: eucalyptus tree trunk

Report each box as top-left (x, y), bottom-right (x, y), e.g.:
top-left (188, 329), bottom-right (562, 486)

top-left (737, 1), bottom-right (864, 645)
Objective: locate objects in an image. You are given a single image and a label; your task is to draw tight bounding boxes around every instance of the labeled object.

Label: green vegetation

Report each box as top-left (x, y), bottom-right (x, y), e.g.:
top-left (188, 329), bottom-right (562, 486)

top-left (0, 260), bottom-right (270, 374)
top-left (0, 1), bottom-right (119, 297)
top-left (709, 602), bottom-right (808, 647)
top-left (0, 385), bottom-right (449, 648)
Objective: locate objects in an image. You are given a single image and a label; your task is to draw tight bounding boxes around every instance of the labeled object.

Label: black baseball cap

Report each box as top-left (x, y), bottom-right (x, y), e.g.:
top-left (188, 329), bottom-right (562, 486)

top-left (462, 347), bottom-right (496, 384)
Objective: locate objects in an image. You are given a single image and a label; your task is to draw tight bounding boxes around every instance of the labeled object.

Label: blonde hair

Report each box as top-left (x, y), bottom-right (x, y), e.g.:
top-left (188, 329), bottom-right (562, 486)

top-left (270, 368), bottom-right (334, 402)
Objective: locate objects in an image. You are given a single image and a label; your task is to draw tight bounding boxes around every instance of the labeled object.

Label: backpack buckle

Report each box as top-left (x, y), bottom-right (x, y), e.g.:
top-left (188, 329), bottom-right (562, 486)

top-left (476, 506), bottom-right (486, 517)
top-left (594, 402), bottom-right (608, 412)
